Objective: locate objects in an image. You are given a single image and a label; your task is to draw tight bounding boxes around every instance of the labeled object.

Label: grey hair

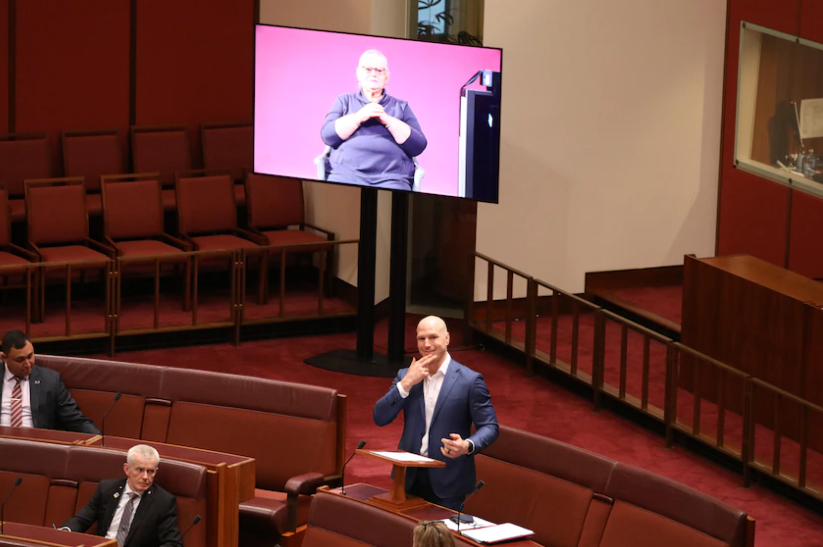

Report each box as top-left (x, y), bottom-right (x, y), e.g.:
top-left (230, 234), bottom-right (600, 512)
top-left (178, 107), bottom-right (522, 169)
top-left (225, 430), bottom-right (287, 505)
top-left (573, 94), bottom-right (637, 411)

top-left (359, 49), bottom-right (388, 70)
top-left (127, 444), bottom-right (160, 467)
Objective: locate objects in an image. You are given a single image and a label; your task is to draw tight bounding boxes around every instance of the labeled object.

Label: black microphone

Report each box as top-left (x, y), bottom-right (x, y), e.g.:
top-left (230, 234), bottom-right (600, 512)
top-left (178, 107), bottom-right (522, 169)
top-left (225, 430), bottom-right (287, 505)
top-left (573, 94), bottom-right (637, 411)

top-left (341, 440), bottom-right (366, 495)
top-left (0, 477), bottom-right (23, 535)
top-left (179, 515), bottom-right (201, 545)
top-left (451, 480), bottom-right (485, 535)
top-left (100, 392), bottom-right (122, 447)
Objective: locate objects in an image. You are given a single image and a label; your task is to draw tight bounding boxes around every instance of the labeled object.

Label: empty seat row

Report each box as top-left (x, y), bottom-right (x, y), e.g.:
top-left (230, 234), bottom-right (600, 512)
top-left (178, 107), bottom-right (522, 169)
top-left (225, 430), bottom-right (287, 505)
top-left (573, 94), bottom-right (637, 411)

top-left (0, 172), bottom-right (335, 319)
top-left (0, 123), bottom-right (252, 221)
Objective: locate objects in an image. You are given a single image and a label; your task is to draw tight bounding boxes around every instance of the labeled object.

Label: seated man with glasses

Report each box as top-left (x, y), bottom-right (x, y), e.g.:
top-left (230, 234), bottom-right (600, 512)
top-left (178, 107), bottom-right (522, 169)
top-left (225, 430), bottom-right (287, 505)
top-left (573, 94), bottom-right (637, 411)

top-left (321, 49), bottom-right (428, 190)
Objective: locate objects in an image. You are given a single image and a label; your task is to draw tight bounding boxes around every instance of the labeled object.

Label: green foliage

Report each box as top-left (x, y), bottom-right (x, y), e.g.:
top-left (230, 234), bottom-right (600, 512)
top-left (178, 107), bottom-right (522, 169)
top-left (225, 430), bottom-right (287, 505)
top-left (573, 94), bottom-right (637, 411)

top-left (417, 0), bottom-right (482, 46)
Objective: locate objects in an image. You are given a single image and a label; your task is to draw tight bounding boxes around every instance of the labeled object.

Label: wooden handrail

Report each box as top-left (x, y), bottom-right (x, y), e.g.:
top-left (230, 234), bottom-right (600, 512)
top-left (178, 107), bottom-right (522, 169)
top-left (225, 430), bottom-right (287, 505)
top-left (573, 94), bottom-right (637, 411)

top-left (471, 251), bottom-right (533, 280)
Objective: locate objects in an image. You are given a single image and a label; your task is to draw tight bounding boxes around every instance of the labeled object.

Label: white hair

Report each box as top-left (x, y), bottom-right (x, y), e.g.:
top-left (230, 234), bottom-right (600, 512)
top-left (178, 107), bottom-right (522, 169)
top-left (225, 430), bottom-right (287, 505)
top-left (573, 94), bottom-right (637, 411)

top-left (359, 49), bottom-right (388, 70)
top-left (127, 444), bottom-right (160, 467)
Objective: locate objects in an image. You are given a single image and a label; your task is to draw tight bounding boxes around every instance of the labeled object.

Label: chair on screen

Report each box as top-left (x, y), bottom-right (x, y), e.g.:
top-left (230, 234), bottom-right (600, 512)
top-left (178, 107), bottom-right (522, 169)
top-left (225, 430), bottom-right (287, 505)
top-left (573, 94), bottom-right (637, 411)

top-left (313, 144), bottom-right (426, 191)
top-left (101, 173), bottom-right (192, 311)
top-left (25, 178), bottom-right (115, 320)
top-left (201, 121), bottom-right (252, 207)
top-left (61, 128), bottom-right (125, 217)
top-left (131, 125), bottom-right (191, 211)
top-left (0, 133), bottom-right (52, 223)
top-left (245, 173), bottom-right (336, 301)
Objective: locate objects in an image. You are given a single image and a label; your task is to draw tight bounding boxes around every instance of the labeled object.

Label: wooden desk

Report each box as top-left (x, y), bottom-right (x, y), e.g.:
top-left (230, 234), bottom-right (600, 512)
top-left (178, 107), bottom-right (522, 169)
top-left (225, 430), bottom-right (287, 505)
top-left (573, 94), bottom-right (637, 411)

top-left (355, 449), bottom-right (445, 510)
top-left (0, 427), bottom-right (96, 445)
top-left (681, 254), bottom-right (823, 443)
top-left (0, 522), bottom-right (116, 547)
top-left (330, 484), bottom-right (540, 547)
top-left (85, 437), bottom-right (255, 547)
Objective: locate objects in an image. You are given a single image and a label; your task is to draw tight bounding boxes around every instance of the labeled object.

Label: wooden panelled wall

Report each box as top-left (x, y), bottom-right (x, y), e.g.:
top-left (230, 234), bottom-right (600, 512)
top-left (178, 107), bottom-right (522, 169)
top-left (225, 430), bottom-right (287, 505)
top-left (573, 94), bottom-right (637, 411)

top-left (718, 0), bottom-right (823, 279)
top-left (1, 0), bottom-right (256, 173)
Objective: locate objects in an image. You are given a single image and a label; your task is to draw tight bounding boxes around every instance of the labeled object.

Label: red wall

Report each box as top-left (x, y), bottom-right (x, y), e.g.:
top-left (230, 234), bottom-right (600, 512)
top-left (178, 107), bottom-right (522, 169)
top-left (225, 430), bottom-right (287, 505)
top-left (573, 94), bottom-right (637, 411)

top-left (4, 0), bottom-right (254, 171)
top-left (0, 0), bottom-right (8, 133)
top-left (718, 0), bottom-right (823, 277)
top-left (135, 0), bottom-right (254, 167)
top-left (14, 0), bottom-right (130, 173)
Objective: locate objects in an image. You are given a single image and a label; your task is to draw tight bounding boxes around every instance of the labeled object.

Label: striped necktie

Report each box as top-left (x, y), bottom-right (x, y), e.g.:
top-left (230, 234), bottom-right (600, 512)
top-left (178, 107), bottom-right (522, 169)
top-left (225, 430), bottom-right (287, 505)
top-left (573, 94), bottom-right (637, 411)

top-left (10, 377), bottom-right (23, 428)
top-left (115, 492), bottom-right (138, 546)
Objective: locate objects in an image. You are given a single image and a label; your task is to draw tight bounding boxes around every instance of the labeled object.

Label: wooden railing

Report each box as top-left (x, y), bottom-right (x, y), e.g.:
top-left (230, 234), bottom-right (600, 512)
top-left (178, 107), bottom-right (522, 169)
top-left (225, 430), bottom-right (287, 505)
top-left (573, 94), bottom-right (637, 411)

top-left (468, 251), bottom-right (823, 501)
top-left (0, 240), bottom-right (360, 354)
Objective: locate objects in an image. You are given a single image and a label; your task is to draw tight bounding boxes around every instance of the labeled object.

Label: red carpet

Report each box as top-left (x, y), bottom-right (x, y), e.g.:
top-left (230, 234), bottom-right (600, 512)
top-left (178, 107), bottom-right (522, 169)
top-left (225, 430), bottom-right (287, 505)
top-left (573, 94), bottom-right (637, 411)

top-left (89, 317), bottom-right (823, 547)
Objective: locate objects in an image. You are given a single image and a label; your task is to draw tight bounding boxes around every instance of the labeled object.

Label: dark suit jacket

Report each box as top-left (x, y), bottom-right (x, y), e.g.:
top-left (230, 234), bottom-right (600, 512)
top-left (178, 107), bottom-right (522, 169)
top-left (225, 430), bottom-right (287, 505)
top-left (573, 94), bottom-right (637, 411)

top-left (0, 365), bottom-right (99, 434)
top-left (373, 358), bottom-right (499, 499)
top-left (63, 478), bottom-right (182, 547)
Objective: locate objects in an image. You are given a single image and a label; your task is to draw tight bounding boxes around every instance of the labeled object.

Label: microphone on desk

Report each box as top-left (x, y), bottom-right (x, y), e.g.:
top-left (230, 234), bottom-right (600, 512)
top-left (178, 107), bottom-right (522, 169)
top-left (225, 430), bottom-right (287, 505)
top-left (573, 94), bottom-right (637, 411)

top-left (179, 515), bottom-right (202, 545)
top-left (0, 477), bottom-right (23, 535)
top-left (100, 392), bottom-right (122, 447)
top-left (341, 440), bottom-right (366, 496)
top-left (452, 480), bottom-right (485, 535)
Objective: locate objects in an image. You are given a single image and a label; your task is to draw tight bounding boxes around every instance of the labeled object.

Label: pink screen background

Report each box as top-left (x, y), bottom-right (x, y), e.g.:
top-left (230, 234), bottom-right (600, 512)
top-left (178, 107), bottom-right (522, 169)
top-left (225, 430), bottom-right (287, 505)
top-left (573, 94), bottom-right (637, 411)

top-left (254, 25), bottom-right (501, 198)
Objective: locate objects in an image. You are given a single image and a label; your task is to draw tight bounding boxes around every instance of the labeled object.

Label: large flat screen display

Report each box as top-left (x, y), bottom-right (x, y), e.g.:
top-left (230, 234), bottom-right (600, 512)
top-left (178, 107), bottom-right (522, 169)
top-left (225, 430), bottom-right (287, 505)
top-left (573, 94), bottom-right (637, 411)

top-left (254, 24), bottom-right (503, 203)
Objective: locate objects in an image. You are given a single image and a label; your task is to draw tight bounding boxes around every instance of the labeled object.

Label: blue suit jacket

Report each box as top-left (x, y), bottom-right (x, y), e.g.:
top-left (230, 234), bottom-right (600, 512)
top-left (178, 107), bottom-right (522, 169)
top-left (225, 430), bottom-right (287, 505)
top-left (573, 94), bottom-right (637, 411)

top-left (373, 358), bottom-right (498, 499)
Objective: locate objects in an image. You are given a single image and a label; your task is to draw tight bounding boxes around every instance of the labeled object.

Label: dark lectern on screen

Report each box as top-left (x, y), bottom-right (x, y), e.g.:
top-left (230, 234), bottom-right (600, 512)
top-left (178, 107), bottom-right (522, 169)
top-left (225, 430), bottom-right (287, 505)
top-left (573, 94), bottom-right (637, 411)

top-left (459, 70), bottom-right (501, 203)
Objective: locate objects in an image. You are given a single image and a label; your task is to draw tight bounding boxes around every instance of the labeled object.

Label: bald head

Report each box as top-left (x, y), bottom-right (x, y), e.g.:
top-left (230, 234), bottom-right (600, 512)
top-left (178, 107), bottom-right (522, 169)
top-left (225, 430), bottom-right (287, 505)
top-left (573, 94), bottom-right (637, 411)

top-left (416, 316), bottom-right (450, 370)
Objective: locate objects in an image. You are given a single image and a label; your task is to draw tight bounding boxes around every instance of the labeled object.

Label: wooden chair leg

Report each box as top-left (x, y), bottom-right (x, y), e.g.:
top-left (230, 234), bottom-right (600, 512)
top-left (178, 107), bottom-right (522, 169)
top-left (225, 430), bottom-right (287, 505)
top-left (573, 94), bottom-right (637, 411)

top-left (182, 259), bottom-right (191, 312)
top-left (258, 254), bottom-right (268, 306)
top-left (324, 246), bottom-right (334, 298)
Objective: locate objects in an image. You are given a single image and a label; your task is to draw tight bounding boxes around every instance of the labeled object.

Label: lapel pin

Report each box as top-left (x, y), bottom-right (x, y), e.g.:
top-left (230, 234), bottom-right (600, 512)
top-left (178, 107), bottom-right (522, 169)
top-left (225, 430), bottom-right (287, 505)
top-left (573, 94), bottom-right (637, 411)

top-left (114, 492), bottom-right (120, 499)
top-left (34, 380), bottom-right (40, 385)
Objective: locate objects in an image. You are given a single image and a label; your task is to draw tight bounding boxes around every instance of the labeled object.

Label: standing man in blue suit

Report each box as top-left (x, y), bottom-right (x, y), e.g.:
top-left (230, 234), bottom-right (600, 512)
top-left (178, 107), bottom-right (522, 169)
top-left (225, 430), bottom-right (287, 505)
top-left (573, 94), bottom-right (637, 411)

top-left (373, 316), bottom-right (498, 510)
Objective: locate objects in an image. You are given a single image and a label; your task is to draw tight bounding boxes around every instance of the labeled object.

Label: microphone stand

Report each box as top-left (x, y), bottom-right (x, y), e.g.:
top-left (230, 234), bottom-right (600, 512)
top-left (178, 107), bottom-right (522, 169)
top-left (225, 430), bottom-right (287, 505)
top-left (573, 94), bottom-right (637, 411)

top-left (341, 440), bottom-right (366, 495)
top-left (0, 477), bottom-right (23, 535)
top-left (100, 392), bottom-right (122, 447)
top-left (454, 480), bottom-right (484, 536)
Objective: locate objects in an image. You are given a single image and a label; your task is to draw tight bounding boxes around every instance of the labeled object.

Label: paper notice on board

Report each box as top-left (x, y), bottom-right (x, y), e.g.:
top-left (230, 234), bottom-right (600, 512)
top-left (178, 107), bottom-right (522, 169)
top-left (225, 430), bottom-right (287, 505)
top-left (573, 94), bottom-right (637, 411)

top-left (799, 98), bottom-right (823, 139)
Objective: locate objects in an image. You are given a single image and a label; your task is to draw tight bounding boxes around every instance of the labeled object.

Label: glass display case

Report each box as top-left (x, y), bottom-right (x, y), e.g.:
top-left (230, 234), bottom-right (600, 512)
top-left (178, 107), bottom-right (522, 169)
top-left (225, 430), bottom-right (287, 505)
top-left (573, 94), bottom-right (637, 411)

top-left (735, 22), bottom-right (823, 197)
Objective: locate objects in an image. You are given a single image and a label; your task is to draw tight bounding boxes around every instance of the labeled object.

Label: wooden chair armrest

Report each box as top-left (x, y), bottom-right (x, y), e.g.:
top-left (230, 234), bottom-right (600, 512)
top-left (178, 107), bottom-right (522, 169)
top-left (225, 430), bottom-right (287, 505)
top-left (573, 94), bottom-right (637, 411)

top-left (232, 228), bottom-right (267, 246)
top-left (8, 244), bottom-right (39, 262)
top-left (301, 223), bottom-right (335, 240)
top-left (159, 233), bottom-right (194, 251)
top-left (84, 238), bottom-right (117, 258)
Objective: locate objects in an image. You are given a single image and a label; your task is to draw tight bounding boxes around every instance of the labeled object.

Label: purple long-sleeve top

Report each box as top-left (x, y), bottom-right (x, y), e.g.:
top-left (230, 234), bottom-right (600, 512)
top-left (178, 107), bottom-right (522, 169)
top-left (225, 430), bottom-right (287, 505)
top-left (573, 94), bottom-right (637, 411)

top-left (320, 90), bottom-right (427, 188)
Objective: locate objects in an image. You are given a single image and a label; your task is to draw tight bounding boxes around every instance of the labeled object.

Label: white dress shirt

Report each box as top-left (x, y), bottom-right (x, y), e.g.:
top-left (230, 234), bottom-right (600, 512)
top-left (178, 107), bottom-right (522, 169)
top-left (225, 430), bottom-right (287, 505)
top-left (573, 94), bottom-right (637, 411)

top-left (397, 354), bottom-right (451, 456)
top-left (1, 363), bottom-right (33, 427)
top-left (105, 483), bottom-right (143, 540)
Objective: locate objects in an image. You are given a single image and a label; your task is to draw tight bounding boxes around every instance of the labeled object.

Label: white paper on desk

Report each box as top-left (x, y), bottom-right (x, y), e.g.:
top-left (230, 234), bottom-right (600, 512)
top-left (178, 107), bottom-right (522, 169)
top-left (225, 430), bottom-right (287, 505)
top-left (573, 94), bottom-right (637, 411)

top-left (800, 98), bottom-right (823, 139)
top-left (370, 451), bottom-right (436, 463)
top-left (461, 523), bottom-right (534, 543)
top-left (439, 516), bottom-right (495, 531)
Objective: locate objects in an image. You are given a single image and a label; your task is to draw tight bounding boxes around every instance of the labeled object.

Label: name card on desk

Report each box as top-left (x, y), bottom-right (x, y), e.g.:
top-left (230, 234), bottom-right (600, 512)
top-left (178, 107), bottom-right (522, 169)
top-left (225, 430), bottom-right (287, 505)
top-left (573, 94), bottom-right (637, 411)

top-left (370, 451), bottom-right (437, 463)
top-left (461, 523), bottom-right (534, 544)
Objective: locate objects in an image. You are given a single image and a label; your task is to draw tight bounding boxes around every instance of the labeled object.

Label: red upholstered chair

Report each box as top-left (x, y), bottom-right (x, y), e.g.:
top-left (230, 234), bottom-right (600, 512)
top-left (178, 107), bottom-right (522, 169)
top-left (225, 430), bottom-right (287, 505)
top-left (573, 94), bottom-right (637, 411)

top-left (25, 178), bottom-right (114, 320)
top-left (131, 125), bottom-right (191, 212)
top-left (101, 173), bottom-right (192, 310)
top-left (0, 133), bottom-right (51, 222)
top-left (62, 128), bottom-right (125, 217)
top-left (175, 171), bottom-right (266, 252)
top-left (245, 174), bottom-right (336, 300)
top-left (201, 122), bottom-right (252, 207)
top-left (0, 185), bottom-right (37, 296)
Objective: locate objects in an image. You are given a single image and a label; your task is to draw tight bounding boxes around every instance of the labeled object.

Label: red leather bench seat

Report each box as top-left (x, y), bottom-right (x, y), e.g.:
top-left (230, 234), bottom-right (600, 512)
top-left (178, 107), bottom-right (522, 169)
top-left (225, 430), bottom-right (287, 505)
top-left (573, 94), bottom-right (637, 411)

top-left (303, 490), bottom-right (473, 547)
top-left (36, 355), bottom-right (345, 547)
top-left (467, 427), bottom-right (615, 547)
top-left (0, 438), bottom-right (208, 547)
top-left (467, 426), bottom-right (751, 547)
